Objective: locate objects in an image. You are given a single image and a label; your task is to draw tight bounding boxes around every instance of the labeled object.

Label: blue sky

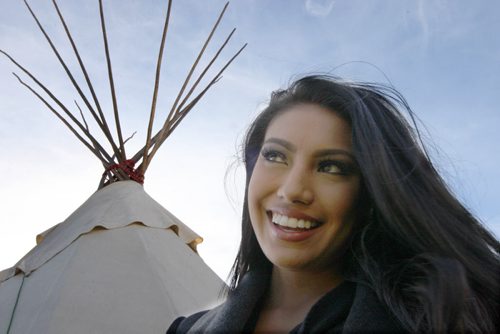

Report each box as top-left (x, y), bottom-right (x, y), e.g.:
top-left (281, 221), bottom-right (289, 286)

top-left (1, 0), bottom-right (499, 279)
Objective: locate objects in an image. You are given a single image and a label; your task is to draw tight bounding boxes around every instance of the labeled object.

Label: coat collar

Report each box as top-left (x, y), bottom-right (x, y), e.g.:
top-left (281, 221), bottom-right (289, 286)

top-left (186, 269), bottom-right (404, 333)
top-left (188, 269), bottom-right (269, 333)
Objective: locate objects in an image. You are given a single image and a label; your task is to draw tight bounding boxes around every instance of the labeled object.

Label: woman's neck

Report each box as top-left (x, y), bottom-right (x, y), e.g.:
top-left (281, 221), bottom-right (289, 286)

top-left (265, 266), bottom-right (344, 311)
top-left (253, 266), bottom-right (344, 333)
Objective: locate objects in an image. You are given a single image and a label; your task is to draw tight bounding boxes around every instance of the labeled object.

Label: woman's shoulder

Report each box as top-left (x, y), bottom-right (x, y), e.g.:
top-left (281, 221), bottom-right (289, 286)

top-left (167, 270), bottom-right (270, 333)
top-left (291, 280), bottom-right (405, 333)
top-left (343, 282), bottom-right (406, 333)
top-left (166, 310), bottom-right (210, 334)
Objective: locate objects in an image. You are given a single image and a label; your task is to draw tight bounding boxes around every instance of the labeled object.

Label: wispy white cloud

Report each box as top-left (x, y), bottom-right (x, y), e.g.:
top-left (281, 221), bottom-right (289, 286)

top-left (305, 0), bottom-right (336, 17)
top-left (416, 0), bottom-right (430, 47)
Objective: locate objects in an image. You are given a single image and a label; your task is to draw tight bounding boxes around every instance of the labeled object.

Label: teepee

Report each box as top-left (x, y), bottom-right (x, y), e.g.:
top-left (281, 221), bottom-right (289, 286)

top-left (0, 1), bottom-right (245, 333)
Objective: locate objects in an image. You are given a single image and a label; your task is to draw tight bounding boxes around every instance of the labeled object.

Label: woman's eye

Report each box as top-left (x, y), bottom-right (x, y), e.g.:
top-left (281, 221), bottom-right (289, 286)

top-left (261, 149), bottom-right (287, 164)
top-left (318, 160), bottom-right (349, 175)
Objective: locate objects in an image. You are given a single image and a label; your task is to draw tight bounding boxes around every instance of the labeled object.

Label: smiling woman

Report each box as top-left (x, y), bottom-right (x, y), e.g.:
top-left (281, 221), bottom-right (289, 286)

top-left (167, 75), bottom-right (500, 333)
top-left (248, 104), bottom-right (360, 275)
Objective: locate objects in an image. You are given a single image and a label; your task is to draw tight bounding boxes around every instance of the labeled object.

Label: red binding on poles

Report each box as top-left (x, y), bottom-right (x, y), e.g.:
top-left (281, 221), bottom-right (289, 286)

top-left (104, 159), bottom-right (144, 184)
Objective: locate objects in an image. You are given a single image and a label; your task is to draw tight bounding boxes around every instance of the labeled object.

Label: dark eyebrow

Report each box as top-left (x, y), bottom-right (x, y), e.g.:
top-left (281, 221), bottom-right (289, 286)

top-left (263, 137), bottom-right (355, 161)
top-left (314, 149), bottom-right (356, 162)
top-left (263, 137), bottom-right (297, 152)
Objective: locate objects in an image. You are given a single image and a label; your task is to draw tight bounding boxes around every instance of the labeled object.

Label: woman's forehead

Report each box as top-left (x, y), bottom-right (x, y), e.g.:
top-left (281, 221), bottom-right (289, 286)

top-left (264, 103), bottom-right (353, 151)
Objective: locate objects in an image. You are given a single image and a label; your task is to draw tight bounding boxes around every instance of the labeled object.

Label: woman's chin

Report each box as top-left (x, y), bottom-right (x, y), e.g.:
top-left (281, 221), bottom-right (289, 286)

top-left (264, 250), bottom-right (319, 272)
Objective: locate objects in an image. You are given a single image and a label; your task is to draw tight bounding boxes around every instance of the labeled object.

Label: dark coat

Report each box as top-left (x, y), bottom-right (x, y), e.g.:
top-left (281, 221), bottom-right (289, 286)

top-left (167, 270), bottom-right (405, 333)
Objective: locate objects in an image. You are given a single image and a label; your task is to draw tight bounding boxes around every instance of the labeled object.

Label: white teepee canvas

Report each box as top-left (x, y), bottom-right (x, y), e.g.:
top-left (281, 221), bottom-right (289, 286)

top-left (0, 181), bottom-right (224, 333)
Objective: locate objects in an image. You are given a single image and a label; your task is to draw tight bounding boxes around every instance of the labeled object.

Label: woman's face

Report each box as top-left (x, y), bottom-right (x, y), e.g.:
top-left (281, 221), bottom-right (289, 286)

top-left (248, 103), bottom-right (361, 273)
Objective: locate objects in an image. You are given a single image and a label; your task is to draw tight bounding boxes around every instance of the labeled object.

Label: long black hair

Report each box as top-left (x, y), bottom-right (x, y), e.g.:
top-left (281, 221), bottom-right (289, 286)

top-left (229, 75), bottom-right (499, 332)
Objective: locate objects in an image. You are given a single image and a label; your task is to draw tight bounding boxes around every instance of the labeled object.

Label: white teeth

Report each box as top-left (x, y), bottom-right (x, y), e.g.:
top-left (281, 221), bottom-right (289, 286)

top-left (271, 213), bottom-right (318, 230)
top-left (288, 218), bottom-right (298, 228)
top-left (278, 215), bottom-right (287, 226)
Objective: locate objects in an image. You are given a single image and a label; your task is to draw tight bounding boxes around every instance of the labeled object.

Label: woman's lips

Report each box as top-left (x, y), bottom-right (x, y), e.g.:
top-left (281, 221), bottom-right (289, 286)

top-left (267, 210), bottom-right (323, 242)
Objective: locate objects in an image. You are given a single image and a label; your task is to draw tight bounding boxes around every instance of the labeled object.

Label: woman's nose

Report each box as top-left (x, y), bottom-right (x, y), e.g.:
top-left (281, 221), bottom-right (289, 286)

top-left (276, 165), bottom-right (314, 205)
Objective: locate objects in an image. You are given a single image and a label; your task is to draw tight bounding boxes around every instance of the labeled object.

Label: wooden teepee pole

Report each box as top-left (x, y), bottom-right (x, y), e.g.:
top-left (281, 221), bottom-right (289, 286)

top-left (133, 41), bottom-right (247, 170)
top-left (51, 0), bottom-right (120, 162)
top-left (98, 0), bottom-right (126, 161)
top-left (140, 2), bottom-right (231, 173)
top-left (12, 73), bottom-right (112, 165)
top-left (23, 0), bottom-right (122, 161)
top-left (141, 0), bottom-right (173, 176)
top-left (158, 42), bottom-right (247, 144)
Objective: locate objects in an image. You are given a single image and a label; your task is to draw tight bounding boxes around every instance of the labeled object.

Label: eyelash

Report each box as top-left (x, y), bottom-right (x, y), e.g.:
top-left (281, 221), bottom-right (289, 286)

top-left (261, 148), bottom-right (354, 175)
top-left (317, 159), bottom-right (353, 175)
top-left (261, 148), bottom-right (287, 164)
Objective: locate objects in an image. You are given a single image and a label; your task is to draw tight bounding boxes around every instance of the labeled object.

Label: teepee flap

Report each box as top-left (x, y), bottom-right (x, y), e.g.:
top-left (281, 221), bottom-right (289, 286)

top-left (3, 181), bottom-right (203, 281)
